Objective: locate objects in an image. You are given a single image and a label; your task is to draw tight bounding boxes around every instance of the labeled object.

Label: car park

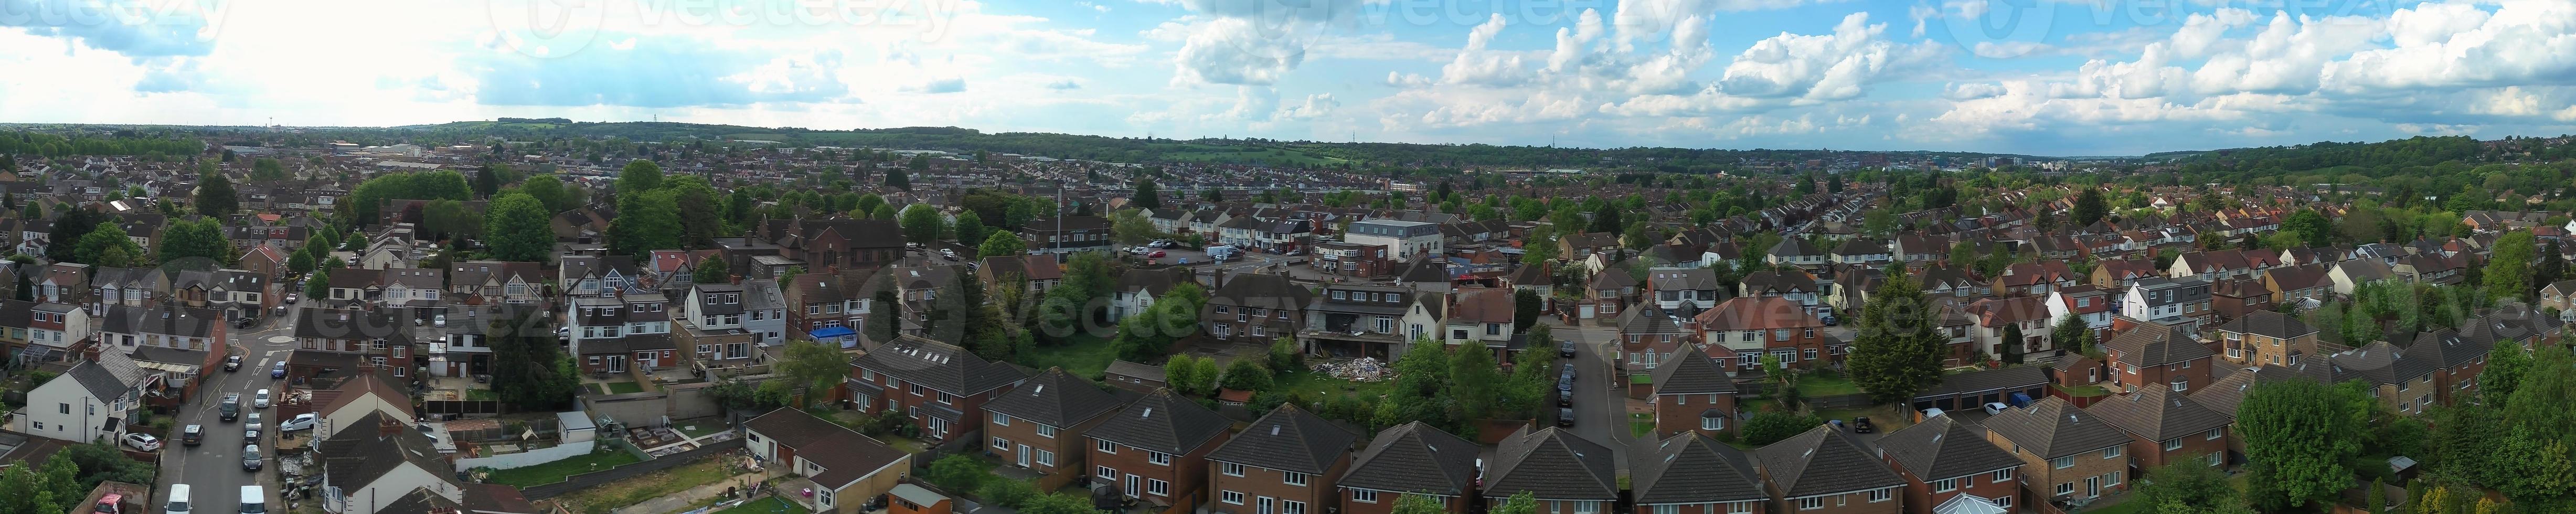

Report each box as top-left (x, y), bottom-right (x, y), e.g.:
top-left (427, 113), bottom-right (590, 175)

top-left (223, 355), bottom-right (242, 371)
top-left (120, 433), bottom-right (161, 452)
top-left (183, 425), bottom-right (204, 446)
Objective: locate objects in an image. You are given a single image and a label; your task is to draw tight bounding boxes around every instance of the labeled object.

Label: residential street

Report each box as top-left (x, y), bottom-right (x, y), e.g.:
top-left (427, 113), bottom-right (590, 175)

top-left (1554, 321), bottom-right (1632, 471)
top-left (156, 307), bottom-right (301, 512)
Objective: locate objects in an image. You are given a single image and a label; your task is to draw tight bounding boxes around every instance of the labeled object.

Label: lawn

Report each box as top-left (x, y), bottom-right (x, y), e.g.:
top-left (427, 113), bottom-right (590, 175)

top-left (482, 448), bottom-right (645, 487)
top-left (605, 381), bottom-right (647, 394)
top-left (1274, 368), bottom-right (1392, 401)
top-left (2057, 383), bottom-right (2112, 398)
top-left (1628, 413), bottom-right (1654, 438)
top-left (555, 456), bottom-right (739, 514)
top-left (713, 497), bottom-right (811, 514)
top-left (2074, 497), bottom-right (2146, 514)
top-left (1023, 334), bottom-right (1117, 380)
top-left (466, 389), bottom-right (498, 401)
top-left (1797, 374), bottom-right (1865, 397)
top-left (675, 420), bottom-right (730, 440)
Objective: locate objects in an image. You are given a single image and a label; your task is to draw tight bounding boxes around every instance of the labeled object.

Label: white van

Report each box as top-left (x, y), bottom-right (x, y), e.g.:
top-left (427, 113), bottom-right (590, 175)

top-left (237, 486), bottom-right (265, 514)
top-left (165, 484), bottom-right (191, 513)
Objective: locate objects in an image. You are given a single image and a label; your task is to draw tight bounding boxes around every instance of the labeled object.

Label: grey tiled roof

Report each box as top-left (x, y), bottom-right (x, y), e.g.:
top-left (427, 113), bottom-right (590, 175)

top-left (2084, 385), bottom-right (2233, 443)
top-left (849, 335), bottom-right (1029, 396)
top-left (1207, 404), bottom-right (1358, 475)
top-left (2216, 311), bottom-right (2315, 339)
top-left (1872, 414), bottom-right (2023, 481)
top-left (1485, 427), bottom-right (1617, 501)
top-left (1982, 397), bottom-right (2132, 459)
top-left (1754, 424), bottom-right (1906, 497)
top-left (1630, 433), bottom-right (1765, 505)
top-left (983, 368), bottom-right (1125, 429)
top-left (1650, 350), bottom-right (1738, 395)
top-left (1339, 422), bottom-right (1479, 497)
top-left (1088, 390), bottom-right (1231, 455)
top-left (2104, 322), bottom-right (2213, 366)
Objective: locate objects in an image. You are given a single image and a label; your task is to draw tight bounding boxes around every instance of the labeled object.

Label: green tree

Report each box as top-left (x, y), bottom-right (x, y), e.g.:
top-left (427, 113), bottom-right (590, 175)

top-left (1446, 341), bottom-right (1502, 419)
top-left (978, 479), bottom-right (1040, 509)
top-left (306, 267), bottom-right (330, 299)
top-left (2482, 344), bottom-right (2534, 407)
top-left (923, 454), bottom-right (986, 492)
top-left (484, 192), bottom-right (554, 263)
top-left (899, 204), bottom-right (944, 244)
top-left (1742, 411), bottom-right (1824, 445)
top-left (2288, 209), bottom-right (2335, 248)
top-left (473, 165), bottom-right (504, 198)
top-left (488, 308), bottom-right (579, 409)
top-left (1133, 177), bottom-right (1160, 210)
top-left (518, 175), bottom-right (572, 213)
top-left (2487, 230), bottom-right (2539, 301)
top-left (609, 189), bottom-right (683, 258)
top-left (1491, 492), bottom-right (1540, 514)
top-left (155, 217), bottom-right (233, 267)
top-left (1514, 288), bottom-right (1542, 333)
top-left (2238, 379), bottom-right (2363, 512)
top-left (73, 224), bottom-right (143, 267)
top-left (1220, 358), bottom-right (1274, 392)
top-left (615, 159), bottom-right (664, 198)
top-left (251, 157), bottom-right (288, 182)
top-left (1848, 264), bottom-right (1943, 404)
top-left (888, 165), bottom-right (911, 190)
top-left (1110, 208), bottom-right (1156, 245)
top-left (2051, 310), bottom-right (2092, 355)
top-left (2074, 188), bottom-right (2109, 228)
top-left (869, 203), bottom-right (897, 220)
top-left (776, 340), bottom-right (850, 403)
top-left (1018, 492), bottom-right (1097, 514)
top-left (2135, 456), bottom-right (2244, 514)
top-left (1389, 493), bottom-right (1447, 514)
top-left (953, 211), bottom-right (988, 255)
top-left (1999, 323), bottom-right (2023, 365)
top-left (195, 167), bottom-right (238, 215)
top-left (695, 254), bottom-right (729, 284)
top-left (42, 208), bottom-right (107, 263)
top-left (979, 231), bottom-right (1027, 260)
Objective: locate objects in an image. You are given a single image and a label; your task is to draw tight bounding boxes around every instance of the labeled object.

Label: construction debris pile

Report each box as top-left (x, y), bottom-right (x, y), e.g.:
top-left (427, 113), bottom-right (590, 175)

top-left (1312, 357), bottom-right (1391, 382)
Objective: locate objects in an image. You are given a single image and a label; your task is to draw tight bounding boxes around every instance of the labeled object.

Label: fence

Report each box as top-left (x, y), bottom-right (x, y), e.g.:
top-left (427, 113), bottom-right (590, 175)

top-left (520, 437), bottom-right (746, 500)
top-left (454, 440), bottom-right (599, 473)
top-left (422, 400), bottom-right (505, 416)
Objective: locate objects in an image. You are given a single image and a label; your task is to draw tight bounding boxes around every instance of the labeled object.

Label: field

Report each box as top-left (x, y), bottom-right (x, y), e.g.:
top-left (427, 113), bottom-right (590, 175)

top-left (552, 457), bottom-right (739, 514)
top-left (1022, 334), bottom-right (1118, 379)
top-left (482, 448), bottom-right (644, 487)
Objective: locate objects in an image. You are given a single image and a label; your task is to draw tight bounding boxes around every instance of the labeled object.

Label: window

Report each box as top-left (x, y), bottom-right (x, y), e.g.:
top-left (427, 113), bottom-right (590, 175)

top-left (1096, 440), bottom-right (1116, 454)
top-left (1285, 500), bottom-right (1308, 514)
top-left (2106, 471), bottom-right (2123, 487)
top-left (1350, 490), bottom-right (1380, 504)
top-left (1037, 450), bottom-right (1055, 466)
top-left (1726, 502), bottom-right (1752, 514)
top-left (1097, 466), bottom-right (1117, 479)
top-left (2163, 438), bottom-right (2184, 451)
top-left (2051, 456), bottom-right (2074, 469)
top-left (1774, 329), bottom-right (1789, 341)
top-left (1569, 501), bottom-right (1598, 514)
top-left (1147, 479), bottom-right (1169, 496)
top-left (1991, 469), bottom-right (2013, 483)
top-left (993, 437), bottom-right (1012, 450)
top-left (1994, 496), bottom-right (2013, 508)
top-left (1652, 506), bottom-right (1676, 514)
top-left (2171, 378), bottom-right (2189, 392)
top-left (1283, 472), bottom-right (1310, 486)
top-left (994, 414), bottom-right (1012, 426)
top-left (1797, 497), bottom-right (1825, 510)
top-left (1222, 491), bottom-right (1246, 505)
top-left (1933, 478), bottom-right (1961, 492)
top-left (1869, 489), bottom-right (1892, 502)
top-left (1038, 425), bottom-right (1057, 438)
top-left (2056, 482), bottom-right (2075, 496)
top-left (2102, 446), bottom-right (2122, 459)
top-left (1702, 416), bottom-right (1722, 431)
top-left (1148, 452), bottom-right (1173, 466)
top-left (2206, 427), bottom-right (2223, 440)
top-left (1221, 462), bottom-right (1245, 477)
top-left (1215, 306), bottom-right (1229, 314)
top-left (1803, 348), bottom-right (1817, 360)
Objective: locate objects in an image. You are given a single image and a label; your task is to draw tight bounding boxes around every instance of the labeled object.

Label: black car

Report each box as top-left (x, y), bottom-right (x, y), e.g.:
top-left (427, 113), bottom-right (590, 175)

top-left (235, 317), bottom-right (256, 329)
top-left (1557, 390), bottom-right (1572, 408)
top-left (1556, 408), bottom-right (1576, 427)
top-left (1559, 340), bottom-right (1577, 358)
top-left (182, 424), bottom-right (204, 446)
top-left (1557, 376), bottom-right (1575, 393)
top-left (1560, 363), bottom-right (1577, 379)
top-left (1851, 416), bottom-right (1877, 434)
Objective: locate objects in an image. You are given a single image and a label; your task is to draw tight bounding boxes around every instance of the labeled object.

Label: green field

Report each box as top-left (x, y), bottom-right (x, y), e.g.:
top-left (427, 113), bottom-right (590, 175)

top-left (482, 448), bottom-right (644, 486)
top-left (1023, 334), bottom-right (1118, 379)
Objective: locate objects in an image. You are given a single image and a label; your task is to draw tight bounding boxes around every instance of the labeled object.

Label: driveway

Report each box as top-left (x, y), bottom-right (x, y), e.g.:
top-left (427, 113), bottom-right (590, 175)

top-left (156, 306), bottom-right (302, 512)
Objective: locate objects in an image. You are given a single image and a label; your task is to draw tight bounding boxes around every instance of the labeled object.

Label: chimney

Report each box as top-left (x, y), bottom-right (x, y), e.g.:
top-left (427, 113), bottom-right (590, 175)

top-left (1212, 267), bottom-right (1228, 288)
top-left (378, 415), bottom-right (403, 438)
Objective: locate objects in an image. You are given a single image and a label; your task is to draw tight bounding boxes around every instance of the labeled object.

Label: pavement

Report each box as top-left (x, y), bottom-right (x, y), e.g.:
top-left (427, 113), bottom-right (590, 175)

top-left (156, 305), bottom-right (305, 512)
top-left (1552, 320), bottom-right (1634, 471)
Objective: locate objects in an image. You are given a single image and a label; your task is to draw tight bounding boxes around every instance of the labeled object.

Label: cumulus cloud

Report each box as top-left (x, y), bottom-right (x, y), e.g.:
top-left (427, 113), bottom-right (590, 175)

top-left (1276, 93), bottom-right (1337, 120)
top-left (1044, 79), bottom-right (1081, 90)
top-left (1162, 0), bottom-right (1376, 86)
top-left (1715, 13), bottom-right (1943, 101)
top-left (1439, 14), bottom-right (1528, 86)
top-left (903, 77), bottom-right (967, 94)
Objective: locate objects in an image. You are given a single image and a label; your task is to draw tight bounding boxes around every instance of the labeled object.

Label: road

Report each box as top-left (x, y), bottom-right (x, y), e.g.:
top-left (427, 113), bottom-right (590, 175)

top-left (157, 306), bottom-right (301, 512)
top-left (1555, 322), bottom-right (1632, 470)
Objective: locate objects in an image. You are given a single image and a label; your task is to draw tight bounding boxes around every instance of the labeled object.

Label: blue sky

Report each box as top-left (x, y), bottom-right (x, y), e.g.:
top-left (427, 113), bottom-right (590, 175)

top-left (2, 0), bottom-right (2572, 156)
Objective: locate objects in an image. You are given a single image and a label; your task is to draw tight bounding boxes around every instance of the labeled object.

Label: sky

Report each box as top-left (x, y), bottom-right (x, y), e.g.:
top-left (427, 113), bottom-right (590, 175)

top-left (1, 0), bottom-right (2573, 156)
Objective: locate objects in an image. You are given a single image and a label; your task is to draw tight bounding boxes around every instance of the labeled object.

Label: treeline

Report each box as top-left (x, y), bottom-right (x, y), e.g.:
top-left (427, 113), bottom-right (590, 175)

top-left (0, 131), bottom-right (204, 158)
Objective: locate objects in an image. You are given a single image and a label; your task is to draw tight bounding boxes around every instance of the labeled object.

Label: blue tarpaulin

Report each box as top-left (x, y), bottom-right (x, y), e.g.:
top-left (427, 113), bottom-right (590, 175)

top-left (810, 326), bottom-right (858, 348)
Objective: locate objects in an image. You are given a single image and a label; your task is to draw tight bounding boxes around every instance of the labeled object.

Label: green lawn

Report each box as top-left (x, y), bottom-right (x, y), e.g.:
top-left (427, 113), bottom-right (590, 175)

top-left (1629, 413), bottom-right (1655, 438)
top-left (1023, 334), bottom-right (1117, 380)
top-left (2057, 383), bottom-right (2112, 398)
top-left (466, 389), bottom-right (499, 401)
top-left (605, 381), bottom-right (647, 394)
top-left (1797, 374), bottom-right (1865, 397)
top-left (1274, 369), bottom-right (1393, 401)
top-left (2074, 498), bottom-right (2146, 514)
top-left (714, 497), bottom-right (811, 514)
top-left (675, 421), bottom-right (730, 440)
top-left (481, 448), bottom-right (645, 486)
top-left (555, 456), bottom-right (740, 514)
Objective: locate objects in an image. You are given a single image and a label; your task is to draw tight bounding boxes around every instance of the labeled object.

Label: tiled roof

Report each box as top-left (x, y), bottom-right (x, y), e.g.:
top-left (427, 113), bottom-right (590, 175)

top-left (1651, 350), bottom-right (1738, 395)
top-left (2216, 311), bottom-right (2315, 339)
top-left (1340, 422), bottom-right (1479, 497)
top-left (1088, 390), bottom-right (1231, 454)
top-left (849, 335), bottom-right (1029, 396)
top-left (1754, 424), bottom-right (1906, 497)
top-left (1982, 397), bottom-right (2132, 459)
top-left (2103, 322), bottom-right (2213, 366)
top-left (2084, 385), bottom-right (2232, 443)
top-left (982, 368), bottom-right (1124, 429)
top-left (1694, 296), bottom-right (1820, 330)
top-left (1872, 414), bottom-right (2023, 481)
top-left (1631, 433), bottom-right (1765, 505)
top-left (1485, 427), bottom-right (1617, 501)
top-left (742, 408), bottom-right (909, 488)
top-left (1206, 404), bottom-right (1358, 475)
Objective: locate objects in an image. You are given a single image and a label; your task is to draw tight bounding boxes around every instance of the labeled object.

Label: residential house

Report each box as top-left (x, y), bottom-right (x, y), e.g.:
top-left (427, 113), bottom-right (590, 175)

top-left (2120, 277), bottom-right (2213, 331)
top-left (1111, 267), bottom-right (1193, 321)
top-left (1090, 390), bottom-right (1232, 509)
top-left (2327, 341), bottom-right (2440, 415)
top-left (1482, 427), bottom-right (1618, 514)
top-left (1442, 287), bottom-right (1510, 355)
top-left (2101, 322), bottom-right (2217, 394)
top-left (2083, 386), bottom-right (2231, 469)
top-left (2044, 286), bottom-right (2115, 345)
top-left (1631, 433), bottom-right (1770, 514)
top-left (783, 267), bottom-right (881, 348)
top-left (750, 218), bottom-right (908, 269)
top-left (1695, 296), bottom-right (1835, 370)
top-left (1647, 350), bottom-right (1738, 437)
top-left (980, 254), bottom-right (1065, 297)
top-left (315, 412), bottom-right (464, 514)
top-left (1965, 296), bottom-right (2052, 366)
top-left (2088, 260), bottom-right (2159, 291)
top-left (2214, 312), bottom-right (2317, 368)
top-left (1559, 232), bottom-right (1618, 261)
top-left (1301, 284), bottom-right (1424, 361)
top-left (985, 368), bottom-right (1129, 490)
top-left (1578, 267), bottom-right (1638, 321)
top-left (1616, 307), bottom-right (1688, 376)
top-left (1983, 397), bottom-right (2133, 503)
top-left (1025, 216), bottom-right (1115, 253)
top-left (1207, 405), bottom-right (1361, 514)
top-left (847, 334), bottom-right (1030, 441)
top-left (1207, 272), bottom-right (1312, 344)
top-left (19, 358), bottom-right (143, 444)
top-left (212, 270), bottom-right (274, 322)
top-left (1765, 239), bottom-right (1826, 269)
top-left (675, 283), bottom-right (765, 374)
top-left (446, 261), bottom-right (547, 307)
top-left (1872, 415), bottom-right (2023, 513)
top-left (95, 305), bottom-right (225, 354)
top-left (1754, 424), bottom-right (1906, 514)
top-left (2259, 264), bottom-right (2333, 307)
top-left (1644, 268), bottom-right (1725, 317)
top-left (292, 307), bottom-right (415, 379)
top-left (1337, 422), bottom-right (1480, 514)
top-left (743, 408), bottom-right (913, 514)
top-left (1740, 269), bottom-right (1826, 317)
top-left (2326, 260), bottom-right (2396, 295)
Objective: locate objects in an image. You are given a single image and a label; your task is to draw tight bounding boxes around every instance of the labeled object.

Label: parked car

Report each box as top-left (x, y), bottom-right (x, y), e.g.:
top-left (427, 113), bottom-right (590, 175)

top-left (1851, 416), bottom-right (1877, 434)
top-left (1559, 340), bottom-right (1577, 358)
top-left (219, 394), bottom-right (241, 422)
top-left (939, 249), bottom-right (959, 260)
top-left (120, 433), bottom-right (161, 452)
top-left (278, 413), bottom-right (317, 433)
top-left (270, 362), bottom-right (286, 379)
top-left (1559, 363), bottom-right (1576, 379)
top-left (1557, 375), bottom-right (1574, 394)
top-left (240, 445), bottom-right (262, 471)
top-left (283, 293), bottom-right (297, 304)
top-left (273, 306), bottom-right (286, 317)
top-left (1148, 240), bottom-right (1173, 248)
top-left (1146, 250), bottom-right (1166, 258)
top-left (1983, 402), bottom-right (2011, 415)
top-left (234, 317), bottom-right (256, 329)
top-left (183, 424), bottom-right (204, 446)
top-left (1556, 408), bottom-right (1576, 427)
top-left (244, 413), bottom-right (263, 435)
top-left (223, 355), bottom-right (242, 371)
top-left (1557, 390), bottom-right (1572, 408)
top-left (253, 389), bottom-right (271, 409)
top-left (94, 493), bottom-right (122, 513)
top-left (164, 484), bottom-right (190, 514)
top-left (433, 313), bottom-right (446, 327)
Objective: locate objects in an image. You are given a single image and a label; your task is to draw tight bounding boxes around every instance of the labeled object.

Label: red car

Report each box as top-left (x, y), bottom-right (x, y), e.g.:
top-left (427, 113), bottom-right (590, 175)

top-left (1147, 250), bottom-right (1166, 258)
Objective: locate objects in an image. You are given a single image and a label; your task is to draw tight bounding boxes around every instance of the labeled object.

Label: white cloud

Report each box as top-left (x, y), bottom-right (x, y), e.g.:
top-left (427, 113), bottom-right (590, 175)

top-left (1439, 14), bottom-right (1529, 86)
top-left (1715, 13), bottom-right (1943, 101)
top-left (1277, 93), bottom-right (1338, 120)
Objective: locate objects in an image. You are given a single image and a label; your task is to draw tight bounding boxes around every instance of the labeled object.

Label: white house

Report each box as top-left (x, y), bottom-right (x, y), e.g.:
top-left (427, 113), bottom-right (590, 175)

top-left (745, 408), bottom-right (913, 514)
top-left (20, 357), bottom-right (145, 444)
top-left (1344, 219), bottom-right (1444, 263)
top-left (316, 412), bottom-right (463, 513)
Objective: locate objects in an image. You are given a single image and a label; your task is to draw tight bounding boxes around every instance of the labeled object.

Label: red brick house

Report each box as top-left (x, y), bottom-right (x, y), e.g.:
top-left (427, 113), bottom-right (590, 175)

top-left (1207, 404), bottom-right (1360, 514)
top-left (1753, 424), bottom-right (1906, 514)
top-left (1338, 422), bottom-right (1480, 514)
top-left (1632, 433), bottom-right (1771, 514)
top-left (1873, 415), bottom-right (2022, 513)
top-left (2101, 322), bottom-right (2216, 395)
top-left (2084, 386), bottom-right (2232, 469)
top-left (847, 335), bottom-right (1028, 441)
top-left (1090, 390), bottom-right (1231, 510)
top-left (1647, 349), bottom-right (1738, 437)
top-left (984, 368), bottom-right (1129, 490)
top-left (1483, 427), bottom-right (1617, 514)
top-left (1695, 296), bottom-right (1835, 370)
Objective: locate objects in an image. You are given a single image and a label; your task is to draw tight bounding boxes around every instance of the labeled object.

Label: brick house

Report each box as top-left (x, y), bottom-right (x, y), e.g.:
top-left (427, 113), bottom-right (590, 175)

top-left (292, 307), bottom-right (415, 379)
top-left (1207, 404), bottom-right (1360, 514)
top-left (1337, 422), bottom-right (1480, 514)
top-left (1483, 427), bottom-right (1617, 514)
top-left (1204, 272), bottom-right (1312, 344)
top-left (1753, 424), bottom-right (1905, 514)
top-left (2101, 322), bottom-right (2216, 395)
top-left (1617, 306), bottom-right (1688, 376)
top-left (2083, 386), bottom-right (2231, 469)
top-left (1873, 415), bottom-right (2022, 514)
top-left (1632, 432), bottom-right (1770, 514)
top-left (1694, 296), bottom-right (1835, 370)
top-left (783, 267), bottom-right (881, 348)
top-left (2325, 341), bottom-right (2439, 415)
top-left (984, 368), bottom-right (1128, 490)
top-left (2214, 312), bottom-right (2317, 368)
top-left (847, 334), bottom-right (1029, 441)
top-left (1090, 390), bottom-right (1231, 510)
top-left (1983, 397), bottom-right (2133, 504)
top-left (1647, 350), bottom-right (1737, 437)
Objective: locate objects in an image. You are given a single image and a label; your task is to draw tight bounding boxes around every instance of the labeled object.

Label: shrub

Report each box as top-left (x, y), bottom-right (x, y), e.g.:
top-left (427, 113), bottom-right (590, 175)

top-left (1742, 412), bottom-right (1825, 446)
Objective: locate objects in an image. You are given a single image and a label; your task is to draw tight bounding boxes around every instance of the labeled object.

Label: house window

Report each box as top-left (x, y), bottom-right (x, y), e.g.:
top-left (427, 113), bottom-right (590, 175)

top-left (1284, 472), bottom-right (1310, 486)
top-left (2056, 483), bottom-right (2075, 496)
top-left (2051, 456), bottom-right (2073, 469)
top-left (1774, 329), bottom-right (1789, 341)
top-left (2102, 446), bottom-right (2122, 459)
top-left (1702, 416), bottom-right (1722, 431)
top-left (1652, 506), bottom-right (1677, 514)
top-left (1285, 500), bottom-right (1308, 514)
top-left (1352, 490), bottom-right (1378, 504)
top-left (1803, 348), bottom-right (1817, 360)
top-left (1038, 425), bottom-right (1057, 438)
top-left (1869, 489), bottom-right (1892, 502)
top-left (1991, 469), bottom-right (2013, 483)
top-left (2163, 438), bottom-right (2183, 451)
top-left (993, 437), bottom-right (1012, 451)
top-left (1994, 496), bottom-right (2014, 508)
top-left (2106, 471), bottom-right (2123, 487)
top-left (2171, 379), bottom-right (2188, 392)
top-left (1728, 502), bottom-right (1752, 514)
top-left (1797, 497), bottom-right (1824, 510)
top-left (1933, 477), bottom-right (1961, 492)
top-left (2205, 427), bottom-right (2223, 440)
top-left (1097, 440), bottom-right (1116, 454)
top-left (1147, 479), bottom-right (1169, 497)
top-left (1222, 491), bottom-right (1246, 505)
top-left (1148, 451), bottom-right (1173, 466)
top-left (1037, 449), bottom-right (1055, 466)
top-left (1097, 466), bottom-right (1117, 479)
top-left (1221, 462), bottom-right (1244, 477)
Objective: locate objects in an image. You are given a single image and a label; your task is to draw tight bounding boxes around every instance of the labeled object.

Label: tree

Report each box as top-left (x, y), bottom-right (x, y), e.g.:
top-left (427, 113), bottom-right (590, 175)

top-left (1164, 355), bottom-right (1206, 396)
top-left (1514, 288), bottom-right (1542, 333)
top-left (615, 160), bottom-right (665, 198)
top-left (2487, 230), bottom-right (2539, 302)
top-left (1491, 492), bottom-right (1540, 514)
top-left (519, 175), bottom-right (572, 213)
top-left (1220, 358), bottom-right (1274, 392)
top-left (609, 189), bottom-right (683, 258)
top-left (2074, 188), bottom-right (2109, 228)
top-left (899, 204), bottom-right (944, 243)
top-left (2051, 310), bottom-right (2092, 355)
top-left (155, 217), bottom-right (232, 267)
top-left (42, 206), bottom-right (106, 263)
top-left (473, 165), bottom-right (504, 198)
top-left (2237, 379), bottom-right (2362, 512)
top-left (306, 268), bottom-right (330, 299)
top-left (695, 254), bottom-right (729, 284)
top-left (887, 166), bottom-right (911, 190)
top-left (667, 178), bottom-right (722, 249)
top-left (2135, 457), bottom-right (2244, 514)
top-left (869, 203), bottom-right (897, 220)
top-left (776, 340), bottom-right (849, 403)
top-left (488, 307), bottom-right (579, 409)
top-left (2482, 344), bottom-right (2534, 406)
top-left (2288, 209), bottom-right (2335, 248)
top-left (923, 454), bottom-right (987, 492)
top-left (1133, 177), bottom-right (1161, 210)
top-left (1110, 208), bottom-right (1156, 245)
top-left (978, 479), bottom-right (1040, 509)
top-left (1019, 492), bottom-right (1098, 514)
top-left (485, 192), bottom-right (554, 263)
top-left (195, 168), bottom-right (238, 215)
top-left (1389, 493), bottom-right (1447, 514)
top-left (73, 224), bottom-right (143, 267)
top-left (1848, 265), bottom-right (1943, 404)
top-left (979, 231), bottom-right (1027, 259)
top-left (1999, 324), bottom-right (2024, 365)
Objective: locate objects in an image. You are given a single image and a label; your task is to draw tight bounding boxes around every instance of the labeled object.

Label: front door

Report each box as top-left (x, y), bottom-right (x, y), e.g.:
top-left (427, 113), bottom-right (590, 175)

top-left (1259, 497), bottom-right (1275, 514)
top-left (1016, 444), bottom-right (1030, 467)
top-left (1123, 475), bottom-right (1141, 497)
top-left (2085, 476), bottom-right (2101, 498)
top-left (606, 355), bottom-right (626, 373)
